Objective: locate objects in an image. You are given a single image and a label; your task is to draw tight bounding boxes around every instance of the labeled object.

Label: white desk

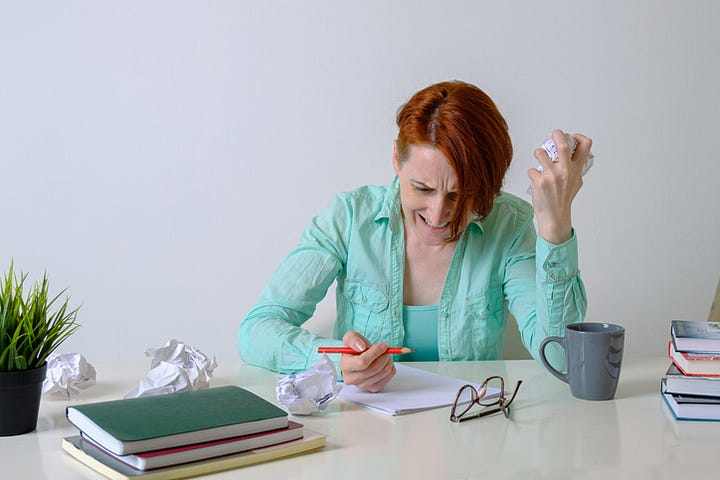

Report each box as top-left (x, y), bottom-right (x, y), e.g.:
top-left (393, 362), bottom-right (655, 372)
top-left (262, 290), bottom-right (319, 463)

top-left (1, 358), bottom-right (715, 479)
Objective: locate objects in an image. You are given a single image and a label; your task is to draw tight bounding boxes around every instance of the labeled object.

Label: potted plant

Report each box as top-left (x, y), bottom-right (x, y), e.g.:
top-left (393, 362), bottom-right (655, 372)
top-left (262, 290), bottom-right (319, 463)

top-left (0, 262), bottom-right (81, 436)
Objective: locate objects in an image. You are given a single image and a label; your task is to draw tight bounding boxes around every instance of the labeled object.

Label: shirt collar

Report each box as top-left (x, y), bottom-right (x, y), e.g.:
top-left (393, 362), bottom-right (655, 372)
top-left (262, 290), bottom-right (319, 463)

top-left (468, 215), bottom-right (485, 234)
top-left (375, 177), bottom-right (400, 222)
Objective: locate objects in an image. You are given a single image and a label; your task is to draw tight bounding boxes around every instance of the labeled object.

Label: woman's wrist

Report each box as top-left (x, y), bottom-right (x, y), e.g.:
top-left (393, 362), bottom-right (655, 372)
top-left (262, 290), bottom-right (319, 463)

top-left (537, 216), bottom-right (572, 245)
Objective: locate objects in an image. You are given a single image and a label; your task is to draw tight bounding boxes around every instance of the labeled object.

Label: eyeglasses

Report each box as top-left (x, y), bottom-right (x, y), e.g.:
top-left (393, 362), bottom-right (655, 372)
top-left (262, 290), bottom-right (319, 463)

top-left (450, 376), bottom-right (522, 423)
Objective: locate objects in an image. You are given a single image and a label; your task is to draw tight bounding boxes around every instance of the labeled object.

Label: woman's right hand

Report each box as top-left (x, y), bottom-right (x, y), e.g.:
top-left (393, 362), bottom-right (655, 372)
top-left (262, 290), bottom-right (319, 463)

top-left (339, 331), bottom-right (396, 392)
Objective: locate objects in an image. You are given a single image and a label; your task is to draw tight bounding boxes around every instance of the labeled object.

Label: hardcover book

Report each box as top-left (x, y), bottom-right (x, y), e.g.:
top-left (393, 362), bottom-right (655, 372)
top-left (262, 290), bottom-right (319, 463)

top-left (671, 320), bottom-right (720, 353)
top-left (668, 341), bottom-right (720, 376)
top-left (66, 386), bottom-right (288, 455)
top-left (663, 363), bottom-right (720, 397)
top-left (82, 421), bottom-right (304, 471)
top-left (661, 379), bottom-right (720, 421)
top-left (62, 429), bottom-right (326, 480)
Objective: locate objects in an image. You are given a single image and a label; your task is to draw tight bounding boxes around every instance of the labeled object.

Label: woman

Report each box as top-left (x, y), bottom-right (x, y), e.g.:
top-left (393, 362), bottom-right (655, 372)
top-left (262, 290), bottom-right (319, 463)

top-left (238, 80), bottom-right (590, 392)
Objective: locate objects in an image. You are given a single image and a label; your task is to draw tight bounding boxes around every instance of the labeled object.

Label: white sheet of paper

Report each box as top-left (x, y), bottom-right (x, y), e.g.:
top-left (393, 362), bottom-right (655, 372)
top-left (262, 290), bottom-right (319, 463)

top-left (337, 364), bottom-right (500, 415)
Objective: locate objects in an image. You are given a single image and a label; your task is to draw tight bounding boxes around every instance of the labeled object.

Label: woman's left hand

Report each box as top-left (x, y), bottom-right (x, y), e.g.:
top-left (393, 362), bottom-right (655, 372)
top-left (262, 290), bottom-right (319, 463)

top-left (527, 129), bottom-right (593, 244)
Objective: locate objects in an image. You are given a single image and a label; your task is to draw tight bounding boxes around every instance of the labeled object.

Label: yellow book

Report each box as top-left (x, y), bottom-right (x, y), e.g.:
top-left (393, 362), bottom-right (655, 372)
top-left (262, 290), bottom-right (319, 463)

top-left (62, 430), bottom-right (326, 480)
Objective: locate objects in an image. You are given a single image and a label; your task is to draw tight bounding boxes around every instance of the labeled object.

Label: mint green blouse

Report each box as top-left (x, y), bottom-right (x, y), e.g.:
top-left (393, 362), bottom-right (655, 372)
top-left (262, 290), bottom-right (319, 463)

top-left (239, 179), bottom-right (586, 374)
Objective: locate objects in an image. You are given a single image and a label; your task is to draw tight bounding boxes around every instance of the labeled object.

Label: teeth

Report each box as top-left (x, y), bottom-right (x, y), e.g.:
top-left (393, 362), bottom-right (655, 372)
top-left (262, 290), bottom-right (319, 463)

top-left (420, 215), bottom-right (449, 229)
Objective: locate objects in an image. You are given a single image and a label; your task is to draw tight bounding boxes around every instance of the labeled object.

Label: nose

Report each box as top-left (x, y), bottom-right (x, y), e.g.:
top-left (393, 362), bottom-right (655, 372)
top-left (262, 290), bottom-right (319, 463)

top-left (427, 195), bottom-right (451, 225)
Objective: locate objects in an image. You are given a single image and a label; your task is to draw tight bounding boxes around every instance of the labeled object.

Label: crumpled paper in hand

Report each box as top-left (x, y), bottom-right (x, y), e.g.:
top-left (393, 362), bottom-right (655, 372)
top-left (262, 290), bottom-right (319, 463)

top-left (125, 339), bottom-right (217, 399)
top-left (42, 352), bottom-right (96, 399)
top-left (275, 354), bottom-right (342, 415)
top-left (528, 133), bottom-right (595, 195)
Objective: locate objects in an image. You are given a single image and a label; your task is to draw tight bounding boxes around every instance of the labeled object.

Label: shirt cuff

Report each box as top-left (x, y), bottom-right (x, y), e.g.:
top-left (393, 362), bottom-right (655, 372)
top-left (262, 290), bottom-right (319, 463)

top-left (536, 229), bottom-right (579, 281)
top-left (310, 338), bottom-right (345, 379)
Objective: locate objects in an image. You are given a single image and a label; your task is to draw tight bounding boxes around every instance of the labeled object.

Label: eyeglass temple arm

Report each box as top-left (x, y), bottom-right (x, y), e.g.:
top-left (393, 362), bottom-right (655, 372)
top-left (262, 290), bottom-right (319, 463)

top-left (504, 380), bottom-right (523, 406)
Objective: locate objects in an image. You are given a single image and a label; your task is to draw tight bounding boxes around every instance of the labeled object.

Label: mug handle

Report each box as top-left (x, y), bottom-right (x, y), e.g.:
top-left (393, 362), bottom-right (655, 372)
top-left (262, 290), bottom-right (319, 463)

top-left (539, 336), bottom-right (568, 384)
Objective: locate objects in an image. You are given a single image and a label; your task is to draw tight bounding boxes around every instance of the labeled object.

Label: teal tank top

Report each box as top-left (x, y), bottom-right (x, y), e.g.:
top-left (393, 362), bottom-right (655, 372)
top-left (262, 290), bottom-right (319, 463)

top-left (402, 304), bottom-right (439, 361)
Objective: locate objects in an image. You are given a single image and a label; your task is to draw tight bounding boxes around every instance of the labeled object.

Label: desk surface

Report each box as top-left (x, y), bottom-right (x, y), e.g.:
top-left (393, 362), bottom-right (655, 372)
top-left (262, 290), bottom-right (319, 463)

top-left (1, 357), bottom-right (715, 479)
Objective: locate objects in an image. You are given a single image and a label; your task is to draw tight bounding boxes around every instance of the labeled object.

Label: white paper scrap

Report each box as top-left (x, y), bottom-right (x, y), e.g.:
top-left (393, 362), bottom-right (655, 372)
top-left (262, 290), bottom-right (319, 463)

top-left (276, 354), bottom-right (342, 415)
top-left (125, 339), bottom-right (217, 399)
top-left (43, 352), bottom-right (96, 399)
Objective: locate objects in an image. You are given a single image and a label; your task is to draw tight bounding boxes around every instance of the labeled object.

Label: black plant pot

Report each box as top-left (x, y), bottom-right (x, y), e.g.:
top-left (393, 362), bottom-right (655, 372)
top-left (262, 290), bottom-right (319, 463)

top-left (0, 362), bottom-right (47, 436)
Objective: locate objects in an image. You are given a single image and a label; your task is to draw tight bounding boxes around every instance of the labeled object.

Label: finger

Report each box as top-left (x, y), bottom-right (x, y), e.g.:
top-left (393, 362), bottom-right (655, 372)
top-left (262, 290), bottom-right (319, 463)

top-left (571, 133), bottom-right (593, 162)
top-left (342, 330), bottom-right (371, 353)
top-left (564, 133), bottom-right (592, 177)
top-left (527, 167), bottom-right (542, 182)
top-left (341, 341), bottom-right (389, 373)
top-left (340, 350), bottom-right (393, 389)
top-left (363, 363), bottom-right (397, 393)
top-left (355, 359), bottom-right (396, 393)
top-left (353, 342), bottom-right (390, 370)
top-left (533, 147), bottom-right (554, 173)
top-left (550, 129), bottom-right (572, 165)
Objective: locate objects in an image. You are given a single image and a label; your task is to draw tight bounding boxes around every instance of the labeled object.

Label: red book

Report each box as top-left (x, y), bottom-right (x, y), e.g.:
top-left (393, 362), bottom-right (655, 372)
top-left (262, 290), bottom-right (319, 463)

top-left (82, 421), bottom-right (304, 471)
top-left (668, 341), bottom-right (720, 376)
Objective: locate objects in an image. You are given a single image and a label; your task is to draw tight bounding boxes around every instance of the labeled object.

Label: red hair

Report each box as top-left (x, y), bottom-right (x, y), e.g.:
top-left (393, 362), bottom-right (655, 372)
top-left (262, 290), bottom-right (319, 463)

top-left (396, 81), bottom-right (513, 241)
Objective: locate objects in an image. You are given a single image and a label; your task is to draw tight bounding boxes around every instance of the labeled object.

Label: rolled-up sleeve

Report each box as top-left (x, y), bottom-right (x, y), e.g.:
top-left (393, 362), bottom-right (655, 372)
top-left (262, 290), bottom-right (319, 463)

top-left (505, 222), bottom-right (587, 368)
top-left (238, 195), bottom-right (351, 373)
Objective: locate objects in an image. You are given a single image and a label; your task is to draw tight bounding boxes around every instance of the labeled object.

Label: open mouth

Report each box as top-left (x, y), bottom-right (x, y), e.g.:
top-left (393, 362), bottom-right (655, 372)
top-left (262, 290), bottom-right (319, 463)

top-left (419, 213), bottom-right (450, 230)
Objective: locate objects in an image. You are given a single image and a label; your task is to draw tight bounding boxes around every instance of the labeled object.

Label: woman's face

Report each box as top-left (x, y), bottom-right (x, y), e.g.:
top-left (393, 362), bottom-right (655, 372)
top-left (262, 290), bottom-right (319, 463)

top-left (393, 142), bottom-right (460, 246)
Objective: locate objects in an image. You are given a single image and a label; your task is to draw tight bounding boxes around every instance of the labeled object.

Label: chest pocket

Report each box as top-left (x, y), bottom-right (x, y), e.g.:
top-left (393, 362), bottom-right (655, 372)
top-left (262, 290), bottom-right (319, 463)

top-left (465, 285), bottom-right (505, 351)
top-left (342, 280), bottom-right (390, 342)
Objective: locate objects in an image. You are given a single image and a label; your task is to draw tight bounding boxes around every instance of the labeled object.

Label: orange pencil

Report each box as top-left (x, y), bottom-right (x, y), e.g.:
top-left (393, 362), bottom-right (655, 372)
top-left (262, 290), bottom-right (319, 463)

top-left (317, 347), bottom-right (413, 355)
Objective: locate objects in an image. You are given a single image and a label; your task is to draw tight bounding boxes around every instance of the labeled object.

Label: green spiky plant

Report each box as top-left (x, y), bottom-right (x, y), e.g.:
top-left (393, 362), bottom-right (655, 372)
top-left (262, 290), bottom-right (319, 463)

top-left (0, 262), bottom-right (80, 372)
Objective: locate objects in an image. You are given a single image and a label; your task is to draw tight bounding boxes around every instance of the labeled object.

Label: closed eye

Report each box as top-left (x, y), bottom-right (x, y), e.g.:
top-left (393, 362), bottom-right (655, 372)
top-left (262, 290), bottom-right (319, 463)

top-left (411, 181), bottom-right (434, 193)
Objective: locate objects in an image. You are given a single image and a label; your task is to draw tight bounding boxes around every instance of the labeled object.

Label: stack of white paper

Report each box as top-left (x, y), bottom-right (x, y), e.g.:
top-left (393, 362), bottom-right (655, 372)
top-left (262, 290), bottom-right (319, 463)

top-left (338, 364), bottom-right (500, 415)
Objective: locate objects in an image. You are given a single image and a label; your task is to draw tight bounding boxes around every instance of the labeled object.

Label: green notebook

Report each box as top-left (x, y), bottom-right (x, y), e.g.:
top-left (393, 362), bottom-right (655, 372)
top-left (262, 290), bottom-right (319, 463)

top-left (66, 386), bottom-right (287, 456)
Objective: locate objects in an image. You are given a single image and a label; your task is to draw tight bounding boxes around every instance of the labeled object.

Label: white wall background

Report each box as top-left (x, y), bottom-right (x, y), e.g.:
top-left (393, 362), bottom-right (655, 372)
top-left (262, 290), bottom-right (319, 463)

top-left (1, 1), bottom-right (718, 365)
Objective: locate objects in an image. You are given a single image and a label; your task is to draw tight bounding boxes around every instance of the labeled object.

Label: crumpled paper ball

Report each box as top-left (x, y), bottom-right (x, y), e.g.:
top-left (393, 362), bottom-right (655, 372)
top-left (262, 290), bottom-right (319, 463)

top-left (528, 133), bottom-right (595, 195)
top-left (275, 354), bottom-right (342, 415)
top-left (42, 352), bottom-right (96, 399)
top-left (125, 339), bottom-right (217, 399)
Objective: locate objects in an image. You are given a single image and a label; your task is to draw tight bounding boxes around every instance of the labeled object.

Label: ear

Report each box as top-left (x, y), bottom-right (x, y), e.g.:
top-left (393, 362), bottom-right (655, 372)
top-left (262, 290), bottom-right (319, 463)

top-left (392, 140), bottom-right (401, 175)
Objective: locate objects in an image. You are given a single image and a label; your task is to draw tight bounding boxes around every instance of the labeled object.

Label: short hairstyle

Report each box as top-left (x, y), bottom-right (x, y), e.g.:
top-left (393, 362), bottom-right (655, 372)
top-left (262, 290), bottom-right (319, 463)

top-left (395, 81), bottom-right (513, 241)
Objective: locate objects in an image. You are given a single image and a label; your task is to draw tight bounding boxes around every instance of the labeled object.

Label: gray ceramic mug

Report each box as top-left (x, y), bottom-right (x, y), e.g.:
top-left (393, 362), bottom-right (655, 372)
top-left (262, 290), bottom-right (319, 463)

top-left (539, 322), bottom-right (625, 401)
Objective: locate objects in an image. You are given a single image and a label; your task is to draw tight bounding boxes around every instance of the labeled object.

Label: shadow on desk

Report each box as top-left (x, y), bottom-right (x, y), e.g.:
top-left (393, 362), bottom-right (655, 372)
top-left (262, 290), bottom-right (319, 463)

top-left (615, 378), bottom-right (661, 399)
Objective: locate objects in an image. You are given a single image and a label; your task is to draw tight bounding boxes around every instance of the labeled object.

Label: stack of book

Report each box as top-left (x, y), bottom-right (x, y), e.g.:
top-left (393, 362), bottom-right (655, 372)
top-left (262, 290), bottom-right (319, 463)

top-left (661, 320), bottom-right (720, 421)
top-left (62, 385), bottom-right (326, 479)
